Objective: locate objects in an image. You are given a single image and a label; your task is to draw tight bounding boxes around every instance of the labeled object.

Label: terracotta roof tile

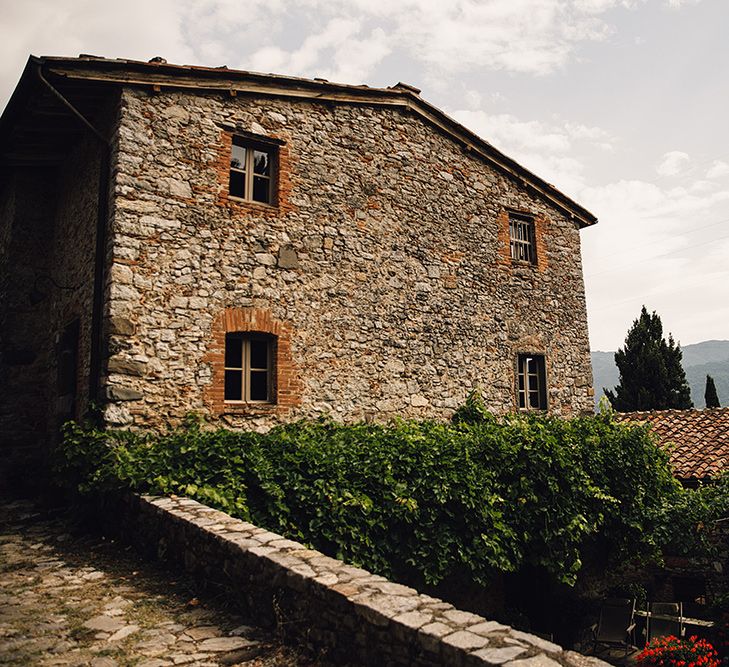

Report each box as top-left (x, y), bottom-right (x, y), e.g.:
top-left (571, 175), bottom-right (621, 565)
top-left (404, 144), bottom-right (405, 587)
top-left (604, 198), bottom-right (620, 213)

top-left (615, 407), bottom-right (729, 481)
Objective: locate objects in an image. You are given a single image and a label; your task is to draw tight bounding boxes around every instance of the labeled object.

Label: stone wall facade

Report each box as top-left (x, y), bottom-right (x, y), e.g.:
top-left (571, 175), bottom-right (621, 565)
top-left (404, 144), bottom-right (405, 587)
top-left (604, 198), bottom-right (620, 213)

top-left (102, 87), bottom-right (594, 429)
top-left (110, 493), bottom-right (609, 667)
top-left (1, 61), bottom-right (596, 478)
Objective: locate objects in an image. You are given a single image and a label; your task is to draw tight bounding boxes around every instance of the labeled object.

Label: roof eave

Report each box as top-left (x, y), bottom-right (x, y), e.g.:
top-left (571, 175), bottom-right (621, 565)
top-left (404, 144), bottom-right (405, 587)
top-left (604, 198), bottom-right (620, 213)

top-left (7, 55), bottom-right (598, 227)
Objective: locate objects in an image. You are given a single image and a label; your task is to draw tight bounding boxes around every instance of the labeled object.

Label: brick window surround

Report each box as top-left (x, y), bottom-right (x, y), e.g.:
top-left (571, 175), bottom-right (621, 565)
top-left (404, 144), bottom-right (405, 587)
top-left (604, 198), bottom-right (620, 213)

top-left (229, 136), bottom-right (277, 205)
top-left (497, 209), bottom-right (548, 271)
top-left (509, 212), bottom-right (536, 264)
top-left (215, 128), bottom-right (295, 217)
top-left (205, 308), bottom-right (301, 416)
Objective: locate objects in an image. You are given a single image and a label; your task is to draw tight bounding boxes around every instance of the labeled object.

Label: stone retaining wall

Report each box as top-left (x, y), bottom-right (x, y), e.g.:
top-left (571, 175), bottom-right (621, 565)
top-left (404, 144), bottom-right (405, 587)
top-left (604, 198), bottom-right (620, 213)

top-left (112, 493), bottom-right (609, 667)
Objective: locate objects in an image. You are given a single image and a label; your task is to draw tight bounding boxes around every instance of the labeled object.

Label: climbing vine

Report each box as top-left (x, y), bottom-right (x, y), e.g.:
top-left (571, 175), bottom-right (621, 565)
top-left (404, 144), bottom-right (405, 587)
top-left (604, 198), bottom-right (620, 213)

top-left (56, 398), bottom-right (699, 588)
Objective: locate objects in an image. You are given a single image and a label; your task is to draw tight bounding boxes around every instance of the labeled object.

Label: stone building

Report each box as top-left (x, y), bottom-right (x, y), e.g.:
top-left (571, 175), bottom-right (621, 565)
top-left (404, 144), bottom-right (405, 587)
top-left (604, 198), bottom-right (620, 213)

top-left (0, 55), bottom-right (597, 483)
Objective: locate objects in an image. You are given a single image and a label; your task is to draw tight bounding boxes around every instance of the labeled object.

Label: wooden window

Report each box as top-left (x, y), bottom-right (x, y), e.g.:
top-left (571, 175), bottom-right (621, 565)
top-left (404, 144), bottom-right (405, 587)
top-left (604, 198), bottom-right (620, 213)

top-left (229, 137), bottom-right (276, 204)
top-left (509, 212), bottom-right (537, 264)
top-left (517, 354), bottom-right (547, 410)
top-left (224, 333), bottom-right (274, 403)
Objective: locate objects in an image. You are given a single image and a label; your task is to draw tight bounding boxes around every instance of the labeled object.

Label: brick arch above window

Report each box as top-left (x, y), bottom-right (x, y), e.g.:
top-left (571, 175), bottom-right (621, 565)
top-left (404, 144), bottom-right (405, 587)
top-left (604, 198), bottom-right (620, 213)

top-left (205, 307), bottom-right (301, 416)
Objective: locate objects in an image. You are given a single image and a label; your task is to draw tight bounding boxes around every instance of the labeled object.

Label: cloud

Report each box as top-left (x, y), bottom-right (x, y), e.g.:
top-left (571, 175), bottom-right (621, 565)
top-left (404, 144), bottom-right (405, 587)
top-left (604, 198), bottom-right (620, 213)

top-left (580, 175), bottom-right (729, 349)
top-left (247, 19), bottom-right (391, 84)
top-left (177, 0), bottom-right (645, 87)
top-left (249, 19), bottom-right (355, 75)
top-left (376, 0), bottom-right (616, 76)
top-left (3, 0), bottom-right (711, 111)
top-left (9, 0), bottom-right (702, 111)
top-left (0, 0), bottom-right (197, 109)
top-left (656, 151), bottom-right (690, 177)
top-left (455, 111), bottom-right (571, 153)
top-left (315, 26), bottom-right (392, 84)
top-left (450, 108), bottom-right (614, 196)
top-left (688, 180), bottom-right (718, 194)
top-left (581, 179), bottom-right (729, 228)
top-left (666, 0), bottom-right (702, 7)
top-left (707, 160), bottom-right (729, 179)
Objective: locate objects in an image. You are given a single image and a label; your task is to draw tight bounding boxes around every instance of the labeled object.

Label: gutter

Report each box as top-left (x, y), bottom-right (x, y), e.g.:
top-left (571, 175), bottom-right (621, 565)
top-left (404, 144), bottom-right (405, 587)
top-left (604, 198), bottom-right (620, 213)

top-left (35, 64), bottom-right (111, 413)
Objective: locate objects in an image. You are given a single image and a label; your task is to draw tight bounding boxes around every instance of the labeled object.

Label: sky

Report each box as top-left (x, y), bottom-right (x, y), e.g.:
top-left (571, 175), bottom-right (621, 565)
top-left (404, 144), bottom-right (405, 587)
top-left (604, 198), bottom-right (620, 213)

top-left (2, 0), bottom-right (728, 352)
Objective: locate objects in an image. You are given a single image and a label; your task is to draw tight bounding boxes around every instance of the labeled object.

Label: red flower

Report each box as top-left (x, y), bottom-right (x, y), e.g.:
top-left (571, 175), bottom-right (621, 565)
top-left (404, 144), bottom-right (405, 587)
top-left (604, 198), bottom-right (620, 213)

top-left (637, 636), bottom-right (719, 667)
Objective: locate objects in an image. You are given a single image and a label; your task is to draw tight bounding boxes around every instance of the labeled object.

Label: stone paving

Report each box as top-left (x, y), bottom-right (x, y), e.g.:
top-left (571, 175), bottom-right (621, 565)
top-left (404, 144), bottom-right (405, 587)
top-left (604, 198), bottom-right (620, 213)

top-left (0, 500), bottom-right (313, 667)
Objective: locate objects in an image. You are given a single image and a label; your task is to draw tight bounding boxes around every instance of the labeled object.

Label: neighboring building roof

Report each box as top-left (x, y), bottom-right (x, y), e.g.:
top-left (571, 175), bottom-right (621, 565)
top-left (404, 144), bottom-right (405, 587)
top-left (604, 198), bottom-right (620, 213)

top-left (0, 54), bottom-right (598, 228)
top-left (616, 408), bottom-right (729, 481)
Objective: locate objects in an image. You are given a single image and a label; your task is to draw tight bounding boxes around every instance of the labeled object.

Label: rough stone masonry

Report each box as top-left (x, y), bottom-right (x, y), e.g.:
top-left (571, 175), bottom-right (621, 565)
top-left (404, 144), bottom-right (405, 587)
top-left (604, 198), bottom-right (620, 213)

top-left (0, 57), bottom-right (596, 480)
top-left (112, 493), bottom-right (612, 667)
top-left (104, 82), bottom-right (594, 430)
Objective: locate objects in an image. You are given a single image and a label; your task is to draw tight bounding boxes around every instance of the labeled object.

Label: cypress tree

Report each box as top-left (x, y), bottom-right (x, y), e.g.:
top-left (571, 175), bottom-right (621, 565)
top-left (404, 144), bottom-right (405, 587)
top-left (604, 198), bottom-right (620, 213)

top-left (705, 374), bottom-right (720, 408)
top-left (605, 306), bottom-right (693, 412)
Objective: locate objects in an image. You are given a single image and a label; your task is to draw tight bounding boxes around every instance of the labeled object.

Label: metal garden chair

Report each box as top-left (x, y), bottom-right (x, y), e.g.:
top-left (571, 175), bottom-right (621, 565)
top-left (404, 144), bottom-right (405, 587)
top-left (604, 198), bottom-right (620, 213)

top-left (646, 602), bottom-right (684, 644)
top-left (591, 597), bottom-right (637, 657)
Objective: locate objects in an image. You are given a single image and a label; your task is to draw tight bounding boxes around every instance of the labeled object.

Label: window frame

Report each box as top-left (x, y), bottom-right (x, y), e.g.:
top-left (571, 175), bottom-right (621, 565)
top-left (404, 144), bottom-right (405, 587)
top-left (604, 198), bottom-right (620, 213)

top-left (509, 211), bottom-right (537, 265)
top-left (224, 332), bottom-right (276, 404)
top-left (517, 353), bottom-right (547, 411)
top-left (228, 135), bottom-right (278, 206)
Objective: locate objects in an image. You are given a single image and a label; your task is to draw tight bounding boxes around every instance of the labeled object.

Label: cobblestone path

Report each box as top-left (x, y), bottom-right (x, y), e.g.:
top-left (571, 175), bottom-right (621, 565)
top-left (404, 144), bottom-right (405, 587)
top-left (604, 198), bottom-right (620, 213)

top-left (0, 500), bottom-right (312, 667)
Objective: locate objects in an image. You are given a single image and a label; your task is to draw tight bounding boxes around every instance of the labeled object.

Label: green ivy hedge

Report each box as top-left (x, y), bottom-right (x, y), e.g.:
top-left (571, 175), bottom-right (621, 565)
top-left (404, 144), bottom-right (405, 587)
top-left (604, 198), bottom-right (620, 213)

top-left (56, 398), bottom-right (703, 588)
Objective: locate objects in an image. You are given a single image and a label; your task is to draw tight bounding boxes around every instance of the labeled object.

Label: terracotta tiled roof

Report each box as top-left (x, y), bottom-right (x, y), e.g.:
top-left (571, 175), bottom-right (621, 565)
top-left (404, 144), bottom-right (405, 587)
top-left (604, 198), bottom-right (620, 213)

top-left (615, 408), bottom-right (729, 481)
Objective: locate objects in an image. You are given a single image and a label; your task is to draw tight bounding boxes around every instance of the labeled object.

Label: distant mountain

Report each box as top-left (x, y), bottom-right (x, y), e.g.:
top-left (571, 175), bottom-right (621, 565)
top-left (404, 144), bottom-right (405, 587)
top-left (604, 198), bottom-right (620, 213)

top-left (591, 340), bottom-right (729, 409)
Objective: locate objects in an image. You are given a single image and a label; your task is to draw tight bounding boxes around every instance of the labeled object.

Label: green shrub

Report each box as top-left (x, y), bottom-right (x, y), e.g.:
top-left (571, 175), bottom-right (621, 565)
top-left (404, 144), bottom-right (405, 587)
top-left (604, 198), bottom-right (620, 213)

top-left (658, 473), bottom-right (729, 559)
top-left (55, 402), bottom-right (686, 588)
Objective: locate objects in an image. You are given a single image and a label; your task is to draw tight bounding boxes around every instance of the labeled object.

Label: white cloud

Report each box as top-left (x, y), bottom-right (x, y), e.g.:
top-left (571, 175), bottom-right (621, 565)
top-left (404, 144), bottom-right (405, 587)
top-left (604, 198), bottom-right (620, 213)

top-left (464, 89), bottom-right (483, 110)
top-left (707, 160), bottom-right (729, 179)
top-left (182, 0), bottom-right (286, 64)
top-left (319, 27), bottom-right (392, 84)
top-left (384, 0), bottom-right (615, 76)
top-left (688, 180), bottom-right (717, 194)
top-left (183, 0), bottom-right (646, 86)
top-left (581, 175), bottom-right (729, 349)
top-left (288, 19), bottom-right (359, 75)
top-left (572, 0), bottom-right (642, 10)
top-left (582, 179), bottom-right (729, 226)
top-left (564, 122), bottom-right (611, 141)
top-left (666, 0), bottom-right (702, 8)
top-left (463, 89), bottom-right (506, 111)
top-left (1, 0), bottom-right (673, 109)
top-left (0, 0), bottom-right (197, 109)
top-left (247, 47), bottom-right (289, 74)
top-left (247, 19), bottom-right (391, 84)
top-left (450, 108), bottom-right (614, 196)
top-left (455, 111), bottom-right (572, 153)
top-left (656, 151), bottom-right (690, 177)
